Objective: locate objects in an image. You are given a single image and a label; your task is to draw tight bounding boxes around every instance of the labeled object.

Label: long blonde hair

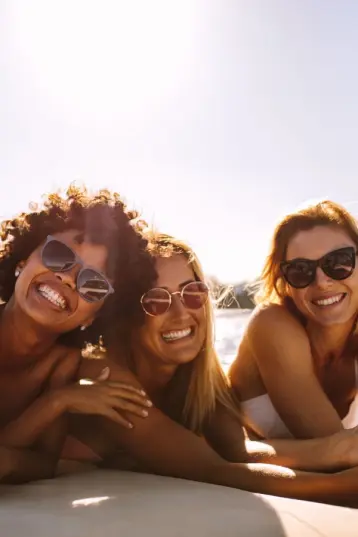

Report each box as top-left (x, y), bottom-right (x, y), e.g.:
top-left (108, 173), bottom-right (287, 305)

top-left (256, 200), bottom-right (358, 306)
top-left (144, 233), bottom-right (245, 434)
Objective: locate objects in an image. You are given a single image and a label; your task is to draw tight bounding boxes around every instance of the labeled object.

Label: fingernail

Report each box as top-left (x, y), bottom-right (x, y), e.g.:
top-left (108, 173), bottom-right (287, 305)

top-left (142, 410), bottom-right (148, 417)
top-left (127, 422), bottom-right (134, 429)
top-left (146, 400), bottom-right (153, 407)
top-left (98, 367), bottom-right (110, 380)
top-left (140, 390), bottom-right (147, 396)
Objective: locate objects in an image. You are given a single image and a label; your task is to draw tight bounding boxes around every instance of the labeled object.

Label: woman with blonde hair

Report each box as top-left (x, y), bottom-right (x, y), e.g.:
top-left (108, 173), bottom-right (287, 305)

top-left (230, 200), bottom-right (358, 439)
top-left (72, 231), bottom-right (358, 506)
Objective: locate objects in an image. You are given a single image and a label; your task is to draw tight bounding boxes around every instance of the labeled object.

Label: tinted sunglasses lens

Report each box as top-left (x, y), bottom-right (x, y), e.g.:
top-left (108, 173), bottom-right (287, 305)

top-left (182, 282), bottom-right (209, 309)
top-left (77, 269), bottom-right (111, 302)
top-left (282, 261), bottom-right (315, 288)
top-left (42, 240), bottom-right (76, 272)
top-left (323, 249), bottom-right (355, 280)
top-left (141, 288), bottom-right (171, 316)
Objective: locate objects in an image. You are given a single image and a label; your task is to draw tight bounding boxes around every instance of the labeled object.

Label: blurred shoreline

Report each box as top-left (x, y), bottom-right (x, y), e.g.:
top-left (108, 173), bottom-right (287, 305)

top-left (214, 308), bottom-right (252, 372)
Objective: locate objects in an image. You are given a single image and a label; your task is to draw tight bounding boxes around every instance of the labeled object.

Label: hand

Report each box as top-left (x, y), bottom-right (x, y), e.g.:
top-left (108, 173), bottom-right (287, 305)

top-left (53, 372), bottom-right (152, 429)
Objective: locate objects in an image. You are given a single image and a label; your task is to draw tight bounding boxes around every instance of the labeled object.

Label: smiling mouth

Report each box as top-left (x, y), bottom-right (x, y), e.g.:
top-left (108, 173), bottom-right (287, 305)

top-left (36, 284), bottom-right (68, 310)
top-left (161, 327), bottom-right (193, 343)
top-left (312, 293), bottom-right (346, 308)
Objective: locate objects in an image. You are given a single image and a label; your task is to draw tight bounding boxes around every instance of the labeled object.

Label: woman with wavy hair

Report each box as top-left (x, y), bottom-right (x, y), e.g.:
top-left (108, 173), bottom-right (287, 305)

top-left (75, 232), bottom-right (358, 506)
top-left (0, 185), bottom-right (155, 483)
top-left (230, 200), bottom-right (358, 440)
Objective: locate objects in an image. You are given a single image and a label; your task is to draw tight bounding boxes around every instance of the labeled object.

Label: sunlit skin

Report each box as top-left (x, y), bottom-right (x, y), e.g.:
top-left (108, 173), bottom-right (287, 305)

top-left (285, 226), bottom-right (358, 366)
top-left (0, 228), bottom-right (152, 483)
top-left (286, 226), bottom-right (358, 330)
top-left (131, 255), bottom-right (206, 398)
top-left (230, 223), bottom-right (358, 441)
top-left (0, 230), bottom-right (111, 425)
top-left (0, 230), bottom-right (109, 366)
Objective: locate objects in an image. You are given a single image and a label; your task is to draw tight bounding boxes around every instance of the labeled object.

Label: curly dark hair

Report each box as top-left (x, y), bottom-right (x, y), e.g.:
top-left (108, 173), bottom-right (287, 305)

top-left (0, 184), bottom-right (157, 348)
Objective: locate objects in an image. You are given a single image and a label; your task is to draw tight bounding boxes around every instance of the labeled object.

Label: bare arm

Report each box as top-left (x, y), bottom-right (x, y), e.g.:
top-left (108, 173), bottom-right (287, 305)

top-left (0, 393), bottom-right (66, 449)
top-left (0, 347), bottom-right (82, 451)
top-left (94, 367), bottom-right (358, 505)
top-left (244, 436), bottom-right (346, 471)
top-left (204, 398), bottom-right (358, 471)
top-left (232, 305), bottom-right (343, 438)
top-left (0, 446), bottom-right (55, 484)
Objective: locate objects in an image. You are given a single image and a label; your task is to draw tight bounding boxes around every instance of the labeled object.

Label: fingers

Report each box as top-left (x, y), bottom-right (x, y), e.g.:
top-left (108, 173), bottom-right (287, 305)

top-left (109, 397), bottom-right (151, 418)
top-left (108, 388), bottom-right (152, 408)
top-left (97, 408), bottom-right (134, 429)
top-left (105, 381), bottom-right (147, 396)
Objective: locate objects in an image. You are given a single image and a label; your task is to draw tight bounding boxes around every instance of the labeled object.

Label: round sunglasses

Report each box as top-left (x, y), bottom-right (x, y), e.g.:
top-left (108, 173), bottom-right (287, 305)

top-left (41, 236), bottom-right (114, 303)
top-left (140, 281), bottom-right (209, 316)
top-left (280, 246), bottom-right (356, 289)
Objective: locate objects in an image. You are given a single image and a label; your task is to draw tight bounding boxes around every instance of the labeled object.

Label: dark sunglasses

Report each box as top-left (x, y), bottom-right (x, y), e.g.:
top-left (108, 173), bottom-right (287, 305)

top-left (41, 236), bottom-right (114, 303)
top-left (280, 246), bottom-right (357, 289)
top-left (140, 281), bottom-right (209, 316)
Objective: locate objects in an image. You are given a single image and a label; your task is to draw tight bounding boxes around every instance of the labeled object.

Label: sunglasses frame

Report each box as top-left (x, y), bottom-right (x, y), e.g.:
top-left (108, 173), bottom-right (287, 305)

top-left (140, 281), bottom-right (209, 317)
top-left (280, 246), bottom-right (357, 289)
top-left (41, 235), bottom-right (115, 303)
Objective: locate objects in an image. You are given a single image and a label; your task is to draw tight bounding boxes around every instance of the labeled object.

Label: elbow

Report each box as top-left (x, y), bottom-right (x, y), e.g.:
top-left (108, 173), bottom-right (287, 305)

top-left (0, 447), bottom-right (56, 484)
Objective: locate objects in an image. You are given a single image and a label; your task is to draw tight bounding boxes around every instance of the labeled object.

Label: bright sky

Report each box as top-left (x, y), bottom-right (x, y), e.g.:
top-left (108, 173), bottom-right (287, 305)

top-left (2, 1), bottom-right (358, 283)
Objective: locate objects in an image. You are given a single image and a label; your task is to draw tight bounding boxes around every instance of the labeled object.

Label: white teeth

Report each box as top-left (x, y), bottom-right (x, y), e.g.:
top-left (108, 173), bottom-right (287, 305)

top-left (314, 294), bottom-right (344, 307)
top-left (38, 284), bottom-right (67, 310)
top-left (162, 328), bottom-right (192, 341)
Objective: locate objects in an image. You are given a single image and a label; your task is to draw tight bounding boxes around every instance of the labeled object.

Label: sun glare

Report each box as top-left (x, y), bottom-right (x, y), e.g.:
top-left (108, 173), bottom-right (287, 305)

top-left (72, 495), bottom-right (112, 508)
top-left (11, 1), bottom-right (198, 119)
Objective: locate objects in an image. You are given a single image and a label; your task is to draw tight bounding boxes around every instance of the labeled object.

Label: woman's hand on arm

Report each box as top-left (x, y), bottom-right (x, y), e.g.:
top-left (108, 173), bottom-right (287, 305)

top-left (242, 305), bottom-right (343, 438)
top-left (0, 363), bottom-right (151, 450)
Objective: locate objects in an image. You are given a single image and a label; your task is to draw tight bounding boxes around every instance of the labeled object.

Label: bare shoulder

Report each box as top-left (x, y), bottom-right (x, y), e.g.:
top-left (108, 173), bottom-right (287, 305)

top-left (45, 345), bottom-right (82, 389)
top-left (246, 303), bottom-right (307, 341)
top-left (243, 304), bottom-right (312, 373)
top-left (78, 355), bottom-right (143, 388)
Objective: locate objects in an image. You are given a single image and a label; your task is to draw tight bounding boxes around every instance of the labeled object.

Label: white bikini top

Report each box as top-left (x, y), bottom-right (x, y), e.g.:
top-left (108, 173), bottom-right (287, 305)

top-left (241, 361), bottom-right (358, 439)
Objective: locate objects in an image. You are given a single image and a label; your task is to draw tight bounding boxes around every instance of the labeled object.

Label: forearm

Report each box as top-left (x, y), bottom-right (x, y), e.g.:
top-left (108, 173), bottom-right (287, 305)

top-left (0, 446), bottom-right (55, 484)
top-left (244, 435), bottom-right (344, 471)
top-left (0, 392), bottom-right (65, 449)
top-left (205, 461), bottom-right (357, 506)
top-left (101, 408), bottom-right (357, 505)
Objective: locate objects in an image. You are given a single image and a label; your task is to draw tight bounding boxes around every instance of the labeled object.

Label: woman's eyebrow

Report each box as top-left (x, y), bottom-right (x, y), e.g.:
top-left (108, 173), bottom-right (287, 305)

top-left (159, 279), bottom-right (195, 291)
top-left (179, 279), bottom-right (196, 288)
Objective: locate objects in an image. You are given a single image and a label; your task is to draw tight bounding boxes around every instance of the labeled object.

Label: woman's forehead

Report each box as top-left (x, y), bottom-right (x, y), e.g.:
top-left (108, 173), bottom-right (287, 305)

top-left (155, 255), bottom-right (194, 288)
top-left (48, 230), bottom-right (109, 270)
top-left (286, 225), bottom-right (355, 260)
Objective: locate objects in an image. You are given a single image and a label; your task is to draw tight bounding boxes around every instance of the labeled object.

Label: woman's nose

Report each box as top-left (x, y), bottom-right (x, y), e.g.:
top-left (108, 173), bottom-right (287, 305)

top-left (54, 266), bottom-right (79, 291)
top-left (314, 267), bottom-right (333, 289)
top-left (170, 293), bottom-right (190, 317)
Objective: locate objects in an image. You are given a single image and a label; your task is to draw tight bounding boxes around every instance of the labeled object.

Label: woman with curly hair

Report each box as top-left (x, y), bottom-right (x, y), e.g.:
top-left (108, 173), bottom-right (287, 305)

top-left (0, 185), bottom-right (155, 483)
top-left (230, 200), bottom-right (358, 440)
top-left (75, 233), bottom-right (358, 506)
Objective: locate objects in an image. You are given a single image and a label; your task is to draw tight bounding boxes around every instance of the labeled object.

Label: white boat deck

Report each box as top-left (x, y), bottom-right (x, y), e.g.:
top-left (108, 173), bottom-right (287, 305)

top-left (0, 470), bottom-right (357, 536)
